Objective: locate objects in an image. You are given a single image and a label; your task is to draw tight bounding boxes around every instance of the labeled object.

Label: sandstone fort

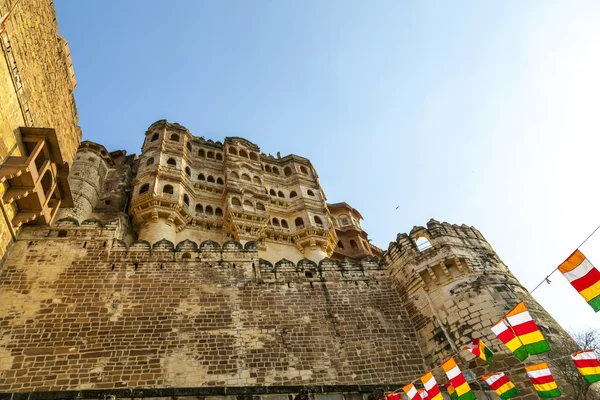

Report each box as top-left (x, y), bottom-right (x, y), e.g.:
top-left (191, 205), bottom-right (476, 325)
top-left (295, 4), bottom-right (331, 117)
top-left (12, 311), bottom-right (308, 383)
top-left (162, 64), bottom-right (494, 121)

top-left (0, 1), bottom-right (576, 399)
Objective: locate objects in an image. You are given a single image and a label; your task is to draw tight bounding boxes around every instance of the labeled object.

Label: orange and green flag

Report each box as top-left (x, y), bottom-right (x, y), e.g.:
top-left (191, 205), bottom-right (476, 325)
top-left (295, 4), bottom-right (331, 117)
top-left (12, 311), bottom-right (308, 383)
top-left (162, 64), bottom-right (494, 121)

top-left (402, 383), bottom-right (420, 400)
top-left (420, 371), bottom-right (443, 400)
top-left (463, 338), bottom-right (494, 365)
top-left (559, 250), bottom-right (600, 312)
top-left (491, 301), bottom-right (550, 360)
top-left (571, 349), bottom-right (600, 383)
top-left (444, 383), bottom-right (458, 400)
top-left (481, 372), bottom-right (519, 399)
top-left (525, 362), bottom-right (561, 398)
top-left (441, 357), bottom-right (476, 400)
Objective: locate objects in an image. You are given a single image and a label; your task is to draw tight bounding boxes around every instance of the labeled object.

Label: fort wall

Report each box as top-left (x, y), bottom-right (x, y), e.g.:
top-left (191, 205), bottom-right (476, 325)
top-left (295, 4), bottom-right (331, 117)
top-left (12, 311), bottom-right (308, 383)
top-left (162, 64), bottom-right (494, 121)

top-left (0, 220), bottom-right (425, 392)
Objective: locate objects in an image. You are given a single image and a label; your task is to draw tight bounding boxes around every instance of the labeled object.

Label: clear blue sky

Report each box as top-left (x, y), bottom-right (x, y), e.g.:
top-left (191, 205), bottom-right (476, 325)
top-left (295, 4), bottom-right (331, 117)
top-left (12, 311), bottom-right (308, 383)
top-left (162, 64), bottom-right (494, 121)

top-left (55, 1), bottom-right (600, 332)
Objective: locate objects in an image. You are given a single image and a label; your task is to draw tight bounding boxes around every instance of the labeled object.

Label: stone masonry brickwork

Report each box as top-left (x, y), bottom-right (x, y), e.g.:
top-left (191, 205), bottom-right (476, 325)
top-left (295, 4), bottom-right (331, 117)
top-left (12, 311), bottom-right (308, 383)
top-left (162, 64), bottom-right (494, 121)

top-left (0, 0), bottom-right (81, 264)
top-left (385, 219), bottom-right (575, 399)
top-left (0, 219), bottom-right (425, 392)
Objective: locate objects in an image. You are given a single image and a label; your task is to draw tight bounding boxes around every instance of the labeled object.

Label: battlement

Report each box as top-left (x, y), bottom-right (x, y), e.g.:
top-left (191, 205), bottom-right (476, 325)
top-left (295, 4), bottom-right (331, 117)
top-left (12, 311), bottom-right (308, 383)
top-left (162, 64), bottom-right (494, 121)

top-left (0, 218), bottom-right (424, 392)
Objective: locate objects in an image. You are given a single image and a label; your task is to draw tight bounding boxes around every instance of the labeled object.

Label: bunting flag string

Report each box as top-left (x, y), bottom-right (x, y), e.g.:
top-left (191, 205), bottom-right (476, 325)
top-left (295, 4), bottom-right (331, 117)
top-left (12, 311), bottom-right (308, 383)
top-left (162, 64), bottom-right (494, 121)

top-left (571, 349), bottom-right (600, 383)
top-left (416, 389), bottom-right (427, 399)
top-left (481, 372), bottom-right (520, 399)
top-left (388, 351), bottom-right (581, 400)
top-left (419, 371), bottom-right (442, 400)
top-left (386, 393), bottom-right (400, 400)
top-left (491, 301), bottom-right (550, 360)
top-left (530, 223), bottom-right (600, 294)
top-left (441, 357), bottom-right (476, 400)
top-left (402, 383), bottom-right (421, 400)
top-left (444, 383), bottom-right (458, 400)
top-left (462, 338), bottom-right (493, 365)
top-left (525, 362), bottom-right (562, 398)
top-left (558, 250), bottom-right (600, 312)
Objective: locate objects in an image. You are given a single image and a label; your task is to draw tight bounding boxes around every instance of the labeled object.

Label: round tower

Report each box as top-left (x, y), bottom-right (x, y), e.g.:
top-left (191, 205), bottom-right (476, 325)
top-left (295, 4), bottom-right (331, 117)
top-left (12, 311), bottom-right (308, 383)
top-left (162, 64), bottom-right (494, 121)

top-left (385, 219), bottom-right (574, 397)
top-left (129, 120), bottom-right (189, 244)
top-left (56, 141), bottom-right (112, 222)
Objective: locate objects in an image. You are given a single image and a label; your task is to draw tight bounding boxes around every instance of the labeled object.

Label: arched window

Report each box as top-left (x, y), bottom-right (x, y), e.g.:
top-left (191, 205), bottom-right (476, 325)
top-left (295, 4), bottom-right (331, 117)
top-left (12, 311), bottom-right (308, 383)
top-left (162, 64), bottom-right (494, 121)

top-left (195, 204), bottom-right (204, 215)
top-left (277, 191), bottom-right (285, 198)
top-left (167, 158), bottom-right (176, 166)
top-left (239, 149), bottom-right (248, 158)
top-left (241, 174), bottom-right (251, 181)
top-left (339, 215), bottom-right (350, 226)
top-left (163, 185), bottom-right (174, 194)
top-left (198, 173), bottom-right (205, 181)
top-left (186, 142), bottom-right (192, 151)
top-left (281, 219), bottom-right (289, 229)
top-left (207, 151), bottom-right (214, 159)
top-left (150, 133), bottom-right (159, 142)
top-left (205, 205), bottom-right (213, 215)
top-left (230, 171), bottom-right (239, 179)
top-left (256, 202), bottom-right (265, 211)
top-left (307, 190), bottom-right (315, 197)
top-left (350, 240), bottom-right (359, 250)
top-left (146, 157), bottom-right (154, 166)
top-left (185, 167), bottom-right (191, 176)
top-left (290, 191), bottom-right (297, 198)
top-left (199, 149), bottom-right (205, 157)
top-left (416, 236), bottom-right (432, 251)
top-left (300, 166), bottom-right (308, 174)
top-left (265, 165), bottom-right (272, 173)
top-left (170, 134), bottom-right (180, 141)
top-left (216, 153), bottom-right (223, 161)
top-left (272, 167), bottom-right (279, 175)
top-left (337, 241), bottom-right (344, 249)
top-left (253, 176), bottom-right (262, 185)
top-left (295, 217), bottom-right (304, 228)
top-left (229, 147), bottom-right (238, 155)
top-left (207, 176), bottom-right (215, 183)
top-left (272, 218), bottom-right (280, 227)
top-left (215, 207), bottom-right (223, 216)
top-left (232, 197), bottom-right (242, 206)
top-left (250, 152), bottom-right (258, 161)
top-left (284, 166), bottom-right (292, 176)
top-left (269, 189), bottom-right (276, 196)
top-left (139, 183), bottom-right (150, 194)
top-left (183, 194), bottom-right (190, 206)
top-left (314, 216), bottom-right (323, 225)
top-left (216, 177), bottom-right (224, 185)
top-left (243, 200), bottom-right (254, 210)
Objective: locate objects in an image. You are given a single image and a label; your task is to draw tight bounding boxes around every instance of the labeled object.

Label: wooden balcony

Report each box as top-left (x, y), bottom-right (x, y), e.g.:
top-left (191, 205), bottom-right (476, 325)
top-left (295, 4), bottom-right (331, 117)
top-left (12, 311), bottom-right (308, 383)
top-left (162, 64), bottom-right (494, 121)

top-left (0, 127), bottom-right (73, 229)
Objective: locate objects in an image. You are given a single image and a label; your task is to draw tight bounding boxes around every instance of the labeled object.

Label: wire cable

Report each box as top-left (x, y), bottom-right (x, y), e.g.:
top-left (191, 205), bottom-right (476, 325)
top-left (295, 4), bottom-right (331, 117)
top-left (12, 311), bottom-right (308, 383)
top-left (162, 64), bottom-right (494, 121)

top-left (529, 223), bottom-right (600, 294)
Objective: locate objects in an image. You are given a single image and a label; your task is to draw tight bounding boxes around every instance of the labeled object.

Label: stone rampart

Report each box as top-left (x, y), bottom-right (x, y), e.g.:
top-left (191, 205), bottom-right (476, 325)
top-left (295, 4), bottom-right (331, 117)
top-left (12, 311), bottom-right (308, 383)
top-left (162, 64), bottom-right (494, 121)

top-left (0, 221), bottom-right (425, 392)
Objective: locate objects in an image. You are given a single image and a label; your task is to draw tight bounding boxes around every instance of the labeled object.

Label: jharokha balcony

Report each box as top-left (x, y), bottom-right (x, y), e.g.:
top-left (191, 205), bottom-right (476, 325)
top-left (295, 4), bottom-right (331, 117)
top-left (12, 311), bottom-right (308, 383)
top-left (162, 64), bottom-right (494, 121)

top-left (0, 127), bottom-right (73, 231)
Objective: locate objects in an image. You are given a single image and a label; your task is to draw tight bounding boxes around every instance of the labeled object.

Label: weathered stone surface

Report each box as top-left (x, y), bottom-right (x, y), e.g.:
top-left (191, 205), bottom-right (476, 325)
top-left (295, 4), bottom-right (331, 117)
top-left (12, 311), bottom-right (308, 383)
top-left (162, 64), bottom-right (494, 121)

top-left (0, 222), bottom-right (424, 392)
top-left (385, 218), bottom-right (576, 398)
top-left (0, 0), bottom-right (81, 264)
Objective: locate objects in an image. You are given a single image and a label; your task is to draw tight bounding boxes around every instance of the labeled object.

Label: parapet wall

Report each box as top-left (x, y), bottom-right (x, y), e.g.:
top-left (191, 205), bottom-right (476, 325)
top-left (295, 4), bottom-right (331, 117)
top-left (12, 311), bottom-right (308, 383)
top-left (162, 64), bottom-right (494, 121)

top-left (0, 222), bottom-right (425, 392)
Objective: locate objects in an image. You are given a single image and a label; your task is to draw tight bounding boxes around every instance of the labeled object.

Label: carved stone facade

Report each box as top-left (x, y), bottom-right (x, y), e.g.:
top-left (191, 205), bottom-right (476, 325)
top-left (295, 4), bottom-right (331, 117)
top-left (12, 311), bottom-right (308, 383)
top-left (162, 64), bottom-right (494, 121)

top-left (0, 2), bottom-right (576, 399)
top-left (128, 120), bottom-right (352, 264)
